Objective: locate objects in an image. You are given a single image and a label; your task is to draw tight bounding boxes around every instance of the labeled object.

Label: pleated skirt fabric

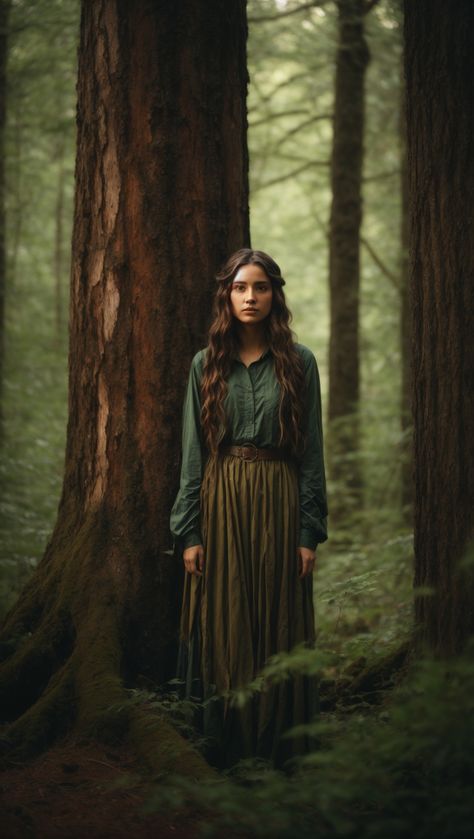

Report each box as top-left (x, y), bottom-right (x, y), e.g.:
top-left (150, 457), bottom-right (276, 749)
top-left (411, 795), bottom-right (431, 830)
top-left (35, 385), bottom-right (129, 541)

top-left (177, 452), bottom-right (319, 769)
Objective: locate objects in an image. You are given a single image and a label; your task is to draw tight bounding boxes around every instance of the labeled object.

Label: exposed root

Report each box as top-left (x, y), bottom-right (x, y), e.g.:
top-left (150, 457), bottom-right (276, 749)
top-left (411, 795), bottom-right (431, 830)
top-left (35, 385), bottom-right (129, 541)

top-left (0, 611), bottom-right (73, 720)
top-left (1, 633), bottom-right (214, 778)
top-left (74, 605), bottom-right (125, 736)
top-left (128, 706), bottom-right (217, 780)
top-left (0, 583), bottom-right (43, 655)
top-left (0, 503), bottom-right (215, 779)
top-left (346, 639), bottom-right (413, 698)
top-left (0, 584), bottom-right (214, 777)
top-left (320, 639), bottom-right (413, 710)
top-left (0, 660), bottom-right (75, 764)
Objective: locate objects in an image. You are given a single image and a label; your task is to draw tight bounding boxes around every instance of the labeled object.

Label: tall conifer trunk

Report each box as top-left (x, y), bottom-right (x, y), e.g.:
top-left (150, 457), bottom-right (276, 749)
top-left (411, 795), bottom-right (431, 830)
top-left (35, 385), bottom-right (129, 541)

top-left (0, 0), bottom-right (249, 767)
top-left (327, 0), bottom-right (370, 520)
top-left (404, 0), bottom-right (474, 654)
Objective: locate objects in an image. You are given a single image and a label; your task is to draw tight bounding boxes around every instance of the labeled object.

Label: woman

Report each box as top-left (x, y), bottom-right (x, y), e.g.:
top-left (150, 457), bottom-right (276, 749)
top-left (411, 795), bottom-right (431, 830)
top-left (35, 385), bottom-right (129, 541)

top-left (170, 248), bottom-right (328, 768)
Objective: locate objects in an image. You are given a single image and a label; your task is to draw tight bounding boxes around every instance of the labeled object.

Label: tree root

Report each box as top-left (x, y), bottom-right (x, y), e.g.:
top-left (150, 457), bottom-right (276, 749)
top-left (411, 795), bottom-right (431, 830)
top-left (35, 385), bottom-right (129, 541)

top-left (0, 660), bottom-right (75, 762)
top-left (0, 579), bottom-right (214, 778)
top-left (128, 706), bottom-right (217, 780)
top-left (0, 612), bottom-right (73, 719)
top-left (320, 639), bottom-right (413, 710)
top-left (0, 505), bottom-right (226, 780)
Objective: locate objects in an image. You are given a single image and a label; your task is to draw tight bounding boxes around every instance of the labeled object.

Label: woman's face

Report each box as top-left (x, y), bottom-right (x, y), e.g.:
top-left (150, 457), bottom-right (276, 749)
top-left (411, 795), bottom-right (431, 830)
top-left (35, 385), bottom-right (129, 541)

top-left (230, 264), bottom-right (273, 325)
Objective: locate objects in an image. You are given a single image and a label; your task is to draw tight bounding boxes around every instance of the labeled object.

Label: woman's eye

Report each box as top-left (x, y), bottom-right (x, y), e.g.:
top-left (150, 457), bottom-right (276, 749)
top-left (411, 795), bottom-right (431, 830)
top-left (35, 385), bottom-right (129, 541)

top-left (232, 284), bottom-right (269, 292)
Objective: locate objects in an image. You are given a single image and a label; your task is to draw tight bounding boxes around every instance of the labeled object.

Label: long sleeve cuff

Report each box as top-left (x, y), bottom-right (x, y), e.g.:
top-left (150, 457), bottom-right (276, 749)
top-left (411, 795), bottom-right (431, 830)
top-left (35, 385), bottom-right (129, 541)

top-left (181, 530), bottom-right (203, 549)
top-left (298, 519), bottom-right (328, 551)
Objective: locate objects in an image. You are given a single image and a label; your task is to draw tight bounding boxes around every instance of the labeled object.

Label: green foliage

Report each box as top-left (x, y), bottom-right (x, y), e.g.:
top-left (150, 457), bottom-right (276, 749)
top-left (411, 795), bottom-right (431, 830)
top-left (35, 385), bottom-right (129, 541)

top-left (316, 528), bottom-right (414, 668)
top-left (143, 641), bottom-right (474, 839)
top-left (0, 0), bottom-right (78, 619)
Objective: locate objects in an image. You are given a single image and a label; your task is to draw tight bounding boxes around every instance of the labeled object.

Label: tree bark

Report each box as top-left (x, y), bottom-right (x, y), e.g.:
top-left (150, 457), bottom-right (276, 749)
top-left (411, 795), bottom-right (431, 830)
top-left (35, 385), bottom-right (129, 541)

top-left (404, 0), bottom-right (474, 655)
top-left (327, 0), bottom-right (370, 521)
top-left (0, 0), bottom-right (249, 769)
top-left (0, 0), bottom-right (10, 445)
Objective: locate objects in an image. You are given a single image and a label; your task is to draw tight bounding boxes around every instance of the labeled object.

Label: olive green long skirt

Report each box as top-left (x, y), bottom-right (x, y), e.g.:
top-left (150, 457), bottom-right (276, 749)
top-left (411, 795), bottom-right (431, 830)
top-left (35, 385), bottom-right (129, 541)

top-left (177, 452), bottom-right (319, 769)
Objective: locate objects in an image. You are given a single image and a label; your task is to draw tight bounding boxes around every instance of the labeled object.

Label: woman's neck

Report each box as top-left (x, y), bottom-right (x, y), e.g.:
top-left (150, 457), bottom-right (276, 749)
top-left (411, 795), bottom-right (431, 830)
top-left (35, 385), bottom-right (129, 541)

top-left (235, 323), bottom-right (268, 352)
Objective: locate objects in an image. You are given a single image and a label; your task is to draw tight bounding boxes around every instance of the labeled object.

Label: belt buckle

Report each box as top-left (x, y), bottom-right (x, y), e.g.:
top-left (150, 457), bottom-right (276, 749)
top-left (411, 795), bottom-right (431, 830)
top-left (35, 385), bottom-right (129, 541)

top-left (241, 442), bottom-right (258, 462)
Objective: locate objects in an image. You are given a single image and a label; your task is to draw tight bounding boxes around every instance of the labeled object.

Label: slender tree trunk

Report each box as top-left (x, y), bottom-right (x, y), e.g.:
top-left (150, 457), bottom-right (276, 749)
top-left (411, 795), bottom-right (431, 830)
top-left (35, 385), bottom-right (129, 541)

top-left (0, 0), bottom-right (10, 445)
top-left (399, 77), bottom-right (412, 523)
top-left (404, 0), bottom-right (474, 655)
top-left (0, 0), bottom-right (249, 769)
top-left (327, 0), bottom-right (370, 521)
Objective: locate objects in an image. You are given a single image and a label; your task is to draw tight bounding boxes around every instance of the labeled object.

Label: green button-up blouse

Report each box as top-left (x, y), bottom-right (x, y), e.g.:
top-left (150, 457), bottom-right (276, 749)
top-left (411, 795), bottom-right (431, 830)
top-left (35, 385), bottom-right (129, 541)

top-left (169, 342), bottom-right (328, 551)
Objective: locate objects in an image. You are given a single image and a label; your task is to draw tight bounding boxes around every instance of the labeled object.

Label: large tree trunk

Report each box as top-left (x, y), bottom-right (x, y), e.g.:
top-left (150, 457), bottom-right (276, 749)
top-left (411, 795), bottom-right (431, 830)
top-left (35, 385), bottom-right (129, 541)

top-left (404, 0), bottom-right (474, 655)
top-left (0, 0), bottom-right (249, 770)
top-left (0, 0), bottom-right (10, 445)
top-left (327, 0), bottom-right (370, 522)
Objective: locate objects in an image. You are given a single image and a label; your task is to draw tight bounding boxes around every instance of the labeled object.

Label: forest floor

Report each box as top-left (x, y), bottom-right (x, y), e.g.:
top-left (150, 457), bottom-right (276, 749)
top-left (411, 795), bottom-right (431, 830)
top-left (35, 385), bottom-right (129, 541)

top-left (0, 737), bottom-right (201, 839)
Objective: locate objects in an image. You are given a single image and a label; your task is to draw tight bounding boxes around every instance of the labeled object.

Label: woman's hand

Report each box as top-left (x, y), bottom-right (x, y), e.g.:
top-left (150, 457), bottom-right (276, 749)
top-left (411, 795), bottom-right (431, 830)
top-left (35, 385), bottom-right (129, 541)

top-left (297, 546), bottom-right (316, 578)
top-left (183, 544), bottom-right (205, 576)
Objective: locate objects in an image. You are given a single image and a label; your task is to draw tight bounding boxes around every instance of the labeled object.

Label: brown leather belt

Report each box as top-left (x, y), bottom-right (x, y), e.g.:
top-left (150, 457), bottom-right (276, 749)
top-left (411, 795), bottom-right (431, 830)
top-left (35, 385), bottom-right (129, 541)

top-left (220, 443), bottom-right (290, 462)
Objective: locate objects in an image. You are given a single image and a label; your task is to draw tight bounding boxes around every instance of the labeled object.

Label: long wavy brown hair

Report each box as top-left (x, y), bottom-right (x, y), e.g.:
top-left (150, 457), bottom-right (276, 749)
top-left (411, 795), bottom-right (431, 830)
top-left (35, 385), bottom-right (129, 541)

top-left (200, 248), bottom-right (307, 459)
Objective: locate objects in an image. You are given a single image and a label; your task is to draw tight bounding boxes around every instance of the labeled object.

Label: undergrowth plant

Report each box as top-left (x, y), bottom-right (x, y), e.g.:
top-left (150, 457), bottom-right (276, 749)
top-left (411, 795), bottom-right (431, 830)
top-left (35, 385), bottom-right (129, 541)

top-left (141, 639), bottom-right (474, 839)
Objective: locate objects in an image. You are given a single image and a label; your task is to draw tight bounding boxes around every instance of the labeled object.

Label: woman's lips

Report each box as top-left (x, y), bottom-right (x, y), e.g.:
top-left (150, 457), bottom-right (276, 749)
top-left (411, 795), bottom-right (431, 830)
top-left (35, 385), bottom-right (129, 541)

top-left (243, 308), bottom-right (258, 312)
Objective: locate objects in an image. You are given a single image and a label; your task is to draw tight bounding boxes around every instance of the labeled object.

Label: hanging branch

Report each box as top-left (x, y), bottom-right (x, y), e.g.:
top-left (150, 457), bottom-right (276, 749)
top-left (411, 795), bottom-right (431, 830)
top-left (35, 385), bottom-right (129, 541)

top-left (360, 236), bottom-right (400, 290)
top-left (363, 168), bottom-right (400, 183)
top-left (248, 1), bottom-right (329, 25)
top-left (254, 152), bottom-right (329, 164)
top-left (272, 112), bottom-right (333, 147)
top-left (251, 69), bottom-right (321, 108)
top-left (252, 159), bottom-right (329, 191)
top-left (248, 63), bottom-right (329, 115)
top-left (307, 196), bottom-right (329, 239)
top-left (249, 108), bottom-right (311, 128)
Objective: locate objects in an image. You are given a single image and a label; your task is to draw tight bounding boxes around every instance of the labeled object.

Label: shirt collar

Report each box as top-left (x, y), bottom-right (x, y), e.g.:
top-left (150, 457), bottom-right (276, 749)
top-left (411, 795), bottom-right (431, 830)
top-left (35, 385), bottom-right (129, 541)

top-left (231, 346), bottom-right (272, 363)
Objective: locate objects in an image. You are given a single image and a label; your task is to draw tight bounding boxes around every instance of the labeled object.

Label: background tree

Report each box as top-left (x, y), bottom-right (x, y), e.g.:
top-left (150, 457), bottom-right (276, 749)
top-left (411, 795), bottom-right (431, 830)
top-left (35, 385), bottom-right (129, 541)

top-left (327, 0), bottom-right (370, 519)
top-left (0, 0), bottom-right (249, 767)
top-left (404, 0), bottom-right (474, 654)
